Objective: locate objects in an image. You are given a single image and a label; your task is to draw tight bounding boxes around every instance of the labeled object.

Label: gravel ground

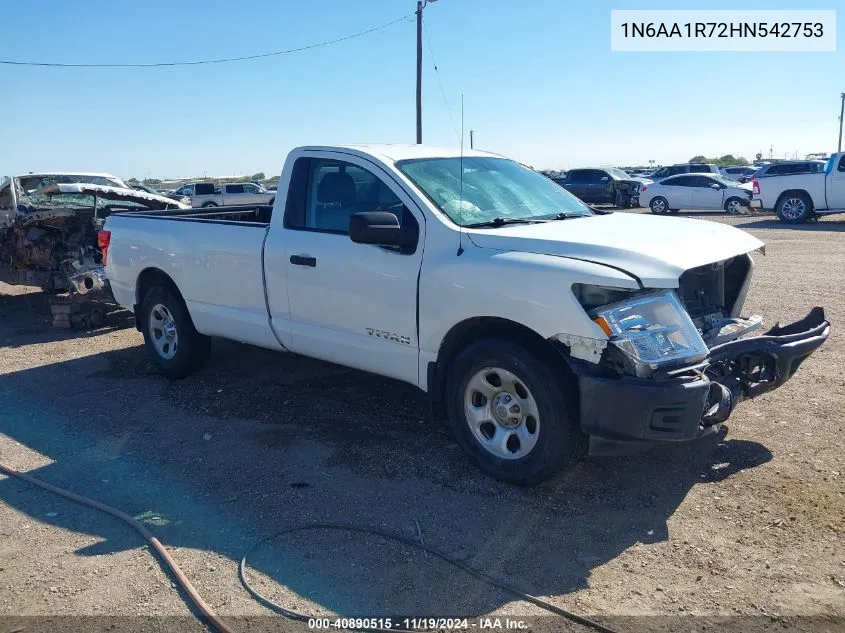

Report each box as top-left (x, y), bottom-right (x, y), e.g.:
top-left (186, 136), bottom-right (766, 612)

top-left (0, 210), bottom-right (843, 633)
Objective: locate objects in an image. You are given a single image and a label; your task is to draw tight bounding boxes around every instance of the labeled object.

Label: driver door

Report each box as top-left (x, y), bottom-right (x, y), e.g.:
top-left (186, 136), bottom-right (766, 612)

top-left (277, 152), bottom-right (424, 385)
top-left (690, 176), bottom-right (725, 209)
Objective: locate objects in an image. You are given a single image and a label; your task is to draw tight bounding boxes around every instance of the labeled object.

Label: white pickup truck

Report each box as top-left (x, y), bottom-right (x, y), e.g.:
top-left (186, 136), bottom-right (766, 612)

top-left (102, 145), bottom-right (829, 484)
top-left (751, 152), bottom-right (845, 223)
top-left (171, 182), bottom-right (275, 208)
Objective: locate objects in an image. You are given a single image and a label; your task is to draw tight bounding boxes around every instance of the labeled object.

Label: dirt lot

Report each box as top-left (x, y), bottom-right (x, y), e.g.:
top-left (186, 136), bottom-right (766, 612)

top-left (1, 211), bottom-right (843, 632)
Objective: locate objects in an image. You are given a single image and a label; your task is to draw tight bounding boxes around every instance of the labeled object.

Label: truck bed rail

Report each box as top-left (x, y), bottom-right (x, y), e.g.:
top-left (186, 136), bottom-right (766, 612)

top-left (113, 204), bottom-right (273, 225)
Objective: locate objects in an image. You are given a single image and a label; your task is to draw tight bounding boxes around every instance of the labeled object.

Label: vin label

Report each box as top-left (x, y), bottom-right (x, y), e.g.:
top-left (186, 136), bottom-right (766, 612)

top-left (610, 10), bottom-right (836, 51)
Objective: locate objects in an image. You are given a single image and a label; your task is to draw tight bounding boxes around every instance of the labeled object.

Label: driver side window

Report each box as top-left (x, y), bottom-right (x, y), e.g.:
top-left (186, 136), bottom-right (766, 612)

top-left (304, 159), bottom-right (403, 233)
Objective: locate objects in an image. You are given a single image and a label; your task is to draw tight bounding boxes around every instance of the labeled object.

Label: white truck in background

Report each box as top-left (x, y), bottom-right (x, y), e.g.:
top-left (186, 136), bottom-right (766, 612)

top-left (101, 144), bottom-right (829, 484)
top-left (171, 182), bottom-right (275, 208)
top-left (751, 152), bottom-right (845, 223)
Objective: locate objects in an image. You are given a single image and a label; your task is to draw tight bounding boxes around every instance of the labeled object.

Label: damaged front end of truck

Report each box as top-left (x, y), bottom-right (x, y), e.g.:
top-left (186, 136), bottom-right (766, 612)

top-left (567, 253), bottom-right (830, 455)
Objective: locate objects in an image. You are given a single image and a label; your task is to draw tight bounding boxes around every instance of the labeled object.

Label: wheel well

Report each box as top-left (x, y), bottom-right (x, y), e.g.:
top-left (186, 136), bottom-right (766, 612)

top-left (775, 189), bottom-right (813, 210)
top-left (428, 317), bottom-right (576, 420)
top-left (134, 268), bottom-right (188, 332)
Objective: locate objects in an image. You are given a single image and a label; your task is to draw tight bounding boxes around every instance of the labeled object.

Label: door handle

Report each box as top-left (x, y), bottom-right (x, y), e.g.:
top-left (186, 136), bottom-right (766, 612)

top-left (290, 255), bottom-right (317, 267)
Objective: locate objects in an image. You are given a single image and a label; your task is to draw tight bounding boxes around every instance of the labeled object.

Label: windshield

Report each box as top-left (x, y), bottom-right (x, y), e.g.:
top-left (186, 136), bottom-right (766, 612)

top-left (713, 174), bottom-right (742, 186)
top-left (607, 168), bottom-right (630, 179)
top-left (397, 157), bottom-right (592, 226)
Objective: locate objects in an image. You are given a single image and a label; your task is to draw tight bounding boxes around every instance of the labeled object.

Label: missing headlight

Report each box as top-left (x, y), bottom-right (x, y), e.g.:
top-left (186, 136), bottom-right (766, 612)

top-left (572, 283), bottom-right (638, 311)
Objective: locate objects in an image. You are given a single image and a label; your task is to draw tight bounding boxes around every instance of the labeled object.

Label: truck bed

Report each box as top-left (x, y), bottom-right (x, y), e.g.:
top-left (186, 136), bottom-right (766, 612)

top-left (105, 204), bottom-right (280, 351)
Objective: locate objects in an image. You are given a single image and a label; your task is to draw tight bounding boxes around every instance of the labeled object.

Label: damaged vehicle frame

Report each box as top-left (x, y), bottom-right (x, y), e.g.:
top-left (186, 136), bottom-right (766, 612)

top-left (0, 173), bottom-right (187, 298)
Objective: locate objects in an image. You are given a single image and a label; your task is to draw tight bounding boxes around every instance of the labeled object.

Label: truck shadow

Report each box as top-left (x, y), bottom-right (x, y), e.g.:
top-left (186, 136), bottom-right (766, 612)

top-left (729, 217), bottom-right (845, 232)
top-left (0, 339), bottom-right (773, 619)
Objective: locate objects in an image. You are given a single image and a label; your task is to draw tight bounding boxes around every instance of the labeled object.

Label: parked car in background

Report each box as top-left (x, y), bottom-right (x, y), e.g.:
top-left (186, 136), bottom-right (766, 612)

top-left (171, 182), bottom-right (275, 208)
top-left (719, 165), bottom-right (758, 183)
top-left (562, 168), bottom-right (649, 208)
top-left (649, 163), bottom-right (720, 181)
top-left (102, 143), bottom-right (828, 484)
top-left (752, 160), bottom-right (826, 179)
top-left (751, 153), bottom-right (845, 223)
top-left (639, 173), bottom-right (753, 215)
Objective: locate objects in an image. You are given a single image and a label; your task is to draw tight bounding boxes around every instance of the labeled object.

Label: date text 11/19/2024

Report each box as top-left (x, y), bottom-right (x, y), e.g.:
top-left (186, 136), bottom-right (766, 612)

top-left (308, 617), bottom-right (528, 630)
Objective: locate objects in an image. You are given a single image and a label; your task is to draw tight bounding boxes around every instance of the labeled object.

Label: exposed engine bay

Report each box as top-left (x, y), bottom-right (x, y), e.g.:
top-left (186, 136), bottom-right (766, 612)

top-left (0, 176), bottom-right (185, 296)
top-left (676, 254), bottom-right (762, 346)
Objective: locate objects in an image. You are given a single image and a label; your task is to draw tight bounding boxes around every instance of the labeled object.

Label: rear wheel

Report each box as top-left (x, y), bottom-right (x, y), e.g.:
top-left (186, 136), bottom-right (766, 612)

top-left (649, 196), bottom-right (669, 215)
top-left (140, 286), bottom-right (211, 379)
top-left (201, 201), bottom-right (218, 208)
top-left (776, 193), bottom-right (813, 224)
top-left (445, 339), bottom-right (584, 485)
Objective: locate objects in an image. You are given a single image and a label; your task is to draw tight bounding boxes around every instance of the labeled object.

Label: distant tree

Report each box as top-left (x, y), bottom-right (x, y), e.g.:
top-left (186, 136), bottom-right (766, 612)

top-left (143, 178), bottom-right (161, 185)
top-left (127, 177), bottom-right (139, 184)
top-left (717, 154), bottom-right (737, 165)
top-left (688, 155), bottom-right (708, 163)
top-left (251, 172), bottom-right (265, 181)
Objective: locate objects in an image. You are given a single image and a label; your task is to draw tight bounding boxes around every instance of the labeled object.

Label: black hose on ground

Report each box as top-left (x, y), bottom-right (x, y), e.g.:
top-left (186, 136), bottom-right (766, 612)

top-left (240, 524), bottom-right (619, 633)
top-left (0, 461), bottom-right (618, 633)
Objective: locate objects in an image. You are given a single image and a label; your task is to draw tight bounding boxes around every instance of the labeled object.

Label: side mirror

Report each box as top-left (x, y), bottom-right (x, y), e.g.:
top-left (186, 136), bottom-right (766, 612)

top-left (600, 176), bottom-right (609, 182)
top-left (349, 211), bottom-right (410, 248)
top-left (710, 183), bottom-right (722, 189)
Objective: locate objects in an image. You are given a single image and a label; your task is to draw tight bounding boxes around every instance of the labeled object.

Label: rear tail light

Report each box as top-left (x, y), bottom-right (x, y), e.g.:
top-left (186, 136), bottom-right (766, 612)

top-left (640, 184), bottom-right (647, 192)
top-left (752, 178), bottom-right (760, 195)
top-left (97, 230), bottom-right (111, 265)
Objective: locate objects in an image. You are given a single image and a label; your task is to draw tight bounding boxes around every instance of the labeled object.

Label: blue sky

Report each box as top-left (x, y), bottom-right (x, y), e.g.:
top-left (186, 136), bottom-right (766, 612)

top-left (0, 0), bottom-right (841, 179)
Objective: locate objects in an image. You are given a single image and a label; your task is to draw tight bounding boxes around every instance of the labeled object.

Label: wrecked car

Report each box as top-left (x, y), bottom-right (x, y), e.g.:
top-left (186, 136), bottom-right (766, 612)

top-left (0, 173), bottom-right (187, 297)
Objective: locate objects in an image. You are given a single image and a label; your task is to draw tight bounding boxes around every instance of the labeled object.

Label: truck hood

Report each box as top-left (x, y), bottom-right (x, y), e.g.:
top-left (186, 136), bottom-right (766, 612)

top-left (466, 212), bottom-right (764, 287)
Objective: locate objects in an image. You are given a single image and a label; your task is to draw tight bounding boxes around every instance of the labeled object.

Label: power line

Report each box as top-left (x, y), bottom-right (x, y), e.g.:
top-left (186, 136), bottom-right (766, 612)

top-left (0, 14), bottom-right (413, 68)
top-left (423, 26), bottom-right (461, 140)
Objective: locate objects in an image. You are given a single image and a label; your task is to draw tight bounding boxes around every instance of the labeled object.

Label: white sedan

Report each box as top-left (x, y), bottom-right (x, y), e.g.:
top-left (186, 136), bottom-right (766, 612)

top-left (639, 173), bottom-right (754, 215)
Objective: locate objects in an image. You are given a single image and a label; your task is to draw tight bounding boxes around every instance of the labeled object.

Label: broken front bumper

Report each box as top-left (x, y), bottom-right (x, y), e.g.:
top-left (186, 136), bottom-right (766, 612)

top-left (578, 307), bottom-right (830, 455)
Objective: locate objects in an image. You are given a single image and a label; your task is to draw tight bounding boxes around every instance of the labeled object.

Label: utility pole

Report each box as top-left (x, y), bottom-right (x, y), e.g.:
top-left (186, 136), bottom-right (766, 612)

top-left (415, 0), bottom-right (438, 144)
top-left (838, 92), bottom-right (844, 154)
top-left (416, 1), bottom-right (424, 144)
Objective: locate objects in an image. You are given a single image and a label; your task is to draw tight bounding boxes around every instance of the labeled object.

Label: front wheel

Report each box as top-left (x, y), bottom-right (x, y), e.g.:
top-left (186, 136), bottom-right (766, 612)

top-left (614, 190), bottom-right (632, 209)
top-left (724, 197), bottom-right (747, 215)
top-left (140, 286), bottom-right (211, 380)
top-left (776, 193), bottom-right (813, 224)
top-left (649, 196), bottom-right (669, 215)
top-left (201, 202), bottom-right (218, 208)
top-left (445, 339), bottom-right (585, 485)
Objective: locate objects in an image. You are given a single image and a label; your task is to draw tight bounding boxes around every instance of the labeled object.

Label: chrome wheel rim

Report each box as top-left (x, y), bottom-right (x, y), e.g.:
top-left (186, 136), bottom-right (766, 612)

top-left (149, 303), bottom-right (178, 360)
top-left (651, 198), bottom-right (666, 214)
top-left (463, 367), bottom-right (540, 460)
top-left (781, 198), bottom-right (805, 220)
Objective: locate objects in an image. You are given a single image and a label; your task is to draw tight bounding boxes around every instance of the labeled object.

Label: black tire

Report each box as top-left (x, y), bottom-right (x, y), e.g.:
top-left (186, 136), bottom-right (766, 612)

top-left (775, 192), bottom-right (813, 224)
top-left (649, 196), bottom-right (669, 215)
top-left (201, 201), bottom-right (218, 208)
top-left (724, 197), bottom-right (746, 215)
top-left (269, 197), bottom-right (275, 206)
top-left (445, 339), bottom-right (585, 485)
top-left (614, 190), bottom-right (631, 209)
top-left (140, 285), bottom-right (211, 380)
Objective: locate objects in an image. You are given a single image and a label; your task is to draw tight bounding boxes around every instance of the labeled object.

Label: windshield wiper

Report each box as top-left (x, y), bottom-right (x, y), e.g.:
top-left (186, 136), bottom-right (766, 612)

top-left (544, 211), bottom-right (596, 220)
top-left (464, 217), bottom-right (548, 228)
